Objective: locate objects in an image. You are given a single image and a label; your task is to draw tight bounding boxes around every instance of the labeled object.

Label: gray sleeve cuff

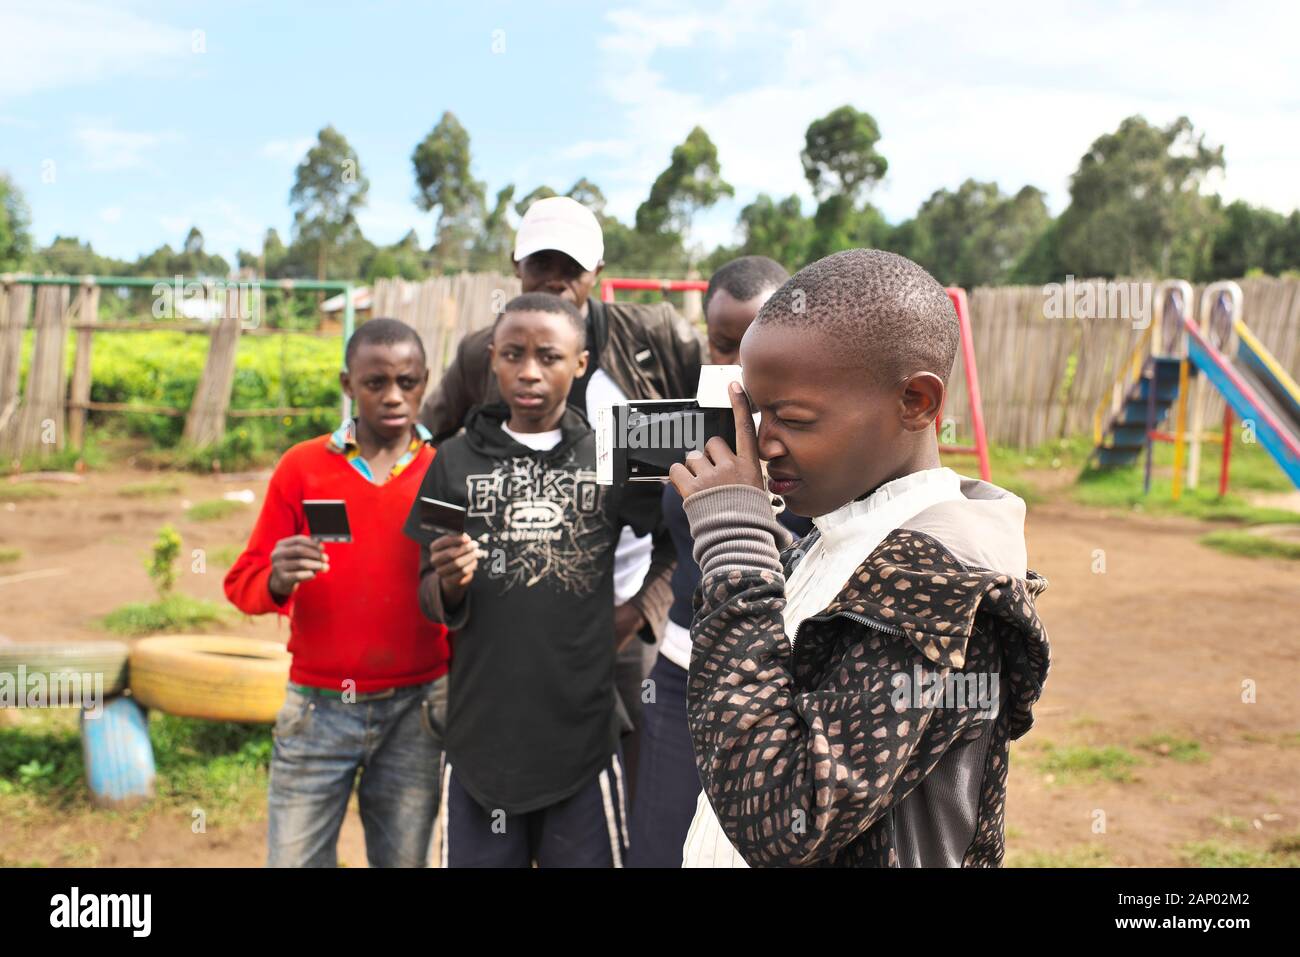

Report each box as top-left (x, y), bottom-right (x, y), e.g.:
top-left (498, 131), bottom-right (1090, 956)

top-left (683, 484), bottom-right (785, 577)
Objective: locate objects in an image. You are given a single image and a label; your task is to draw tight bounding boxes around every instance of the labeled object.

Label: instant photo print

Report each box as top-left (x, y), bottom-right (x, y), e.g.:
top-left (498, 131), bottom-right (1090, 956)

top-left (303, 499), bottom-right (352, 543)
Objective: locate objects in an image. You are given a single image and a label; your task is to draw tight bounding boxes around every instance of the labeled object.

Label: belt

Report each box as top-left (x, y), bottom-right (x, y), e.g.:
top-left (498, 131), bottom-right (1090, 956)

top-left (288, 682), bottom-right (399, 702)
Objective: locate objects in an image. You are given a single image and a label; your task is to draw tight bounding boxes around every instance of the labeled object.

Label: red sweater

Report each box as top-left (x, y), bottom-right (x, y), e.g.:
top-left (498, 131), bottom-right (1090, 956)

top-left (224, 435), bottom-right (449, 692)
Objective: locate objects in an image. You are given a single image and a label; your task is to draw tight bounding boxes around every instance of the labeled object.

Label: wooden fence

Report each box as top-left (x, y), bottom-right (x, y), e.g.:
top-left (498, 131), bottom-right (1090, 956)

top-left (0, 273), bottom-right (519, 462)
top-left (370, 272), bottom-right (521, 375)
top-left (2, 273), bottom-right (1296, 461)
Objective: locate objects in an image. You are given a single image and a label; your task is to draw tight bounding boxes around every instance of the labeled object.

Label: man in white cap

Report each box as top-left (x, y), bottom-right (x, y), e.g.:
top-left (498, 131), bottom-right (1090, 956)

top-left (418, 195), bottom-right (705, 801)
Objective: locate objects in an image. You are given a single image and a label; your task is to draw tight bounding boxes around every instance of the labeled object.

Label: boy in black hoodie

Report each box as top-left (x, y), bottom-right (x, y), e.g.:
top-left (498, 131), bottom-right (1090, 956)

top-left (406, 292), bottom-right (660, 867)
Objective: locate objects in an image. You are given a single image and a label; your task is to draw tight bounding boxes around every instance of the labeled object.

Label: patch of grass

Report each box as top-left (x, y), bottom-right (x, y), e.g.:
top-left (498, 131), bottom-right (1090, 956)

top-left (100, 592), bottom-right (226, 636)
top-left (1137, 733), bottom-right (1209, 763)
top-left (149, 713), bottom-right (272, 816)
top-left (1007, 843), bottom-right (1111, 867)
top-left (1035, 742), bottom-right (1141, 784)
top-left (117, 480), bottom-right (183, 499)
top-left (0, 711), bottom-right (85, 802)
top-left (0, 483), bottom-right (60, 501)
top-left (185, 499), bottom-right (248, 522)
top-left (1219, 436), bottom-right (1300, 493)
top-left (0, 707), bottom-right (271, 819)
top-left (1075, 427), bottom-right (1299, 522)
top-left (0, 546), bottom-right (21, 564)
top-left (1180, 838), bottom-right (1300, 868)
top-left (1075, 467), bottom-right (1300, 525)
top-left (1200, 530), bottom-right (1300, 561)
top-left (1, 434), bottom-right (108, 477)
top-left (1269, 833), bottom-right (1300, 863)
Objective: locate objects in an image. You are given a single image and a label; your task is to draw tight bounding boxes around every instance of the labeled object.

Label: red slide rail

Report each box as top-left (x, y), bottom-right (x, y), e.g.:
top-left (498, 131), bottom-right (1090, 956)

top-left (600, 277), bottom-right (992, 481)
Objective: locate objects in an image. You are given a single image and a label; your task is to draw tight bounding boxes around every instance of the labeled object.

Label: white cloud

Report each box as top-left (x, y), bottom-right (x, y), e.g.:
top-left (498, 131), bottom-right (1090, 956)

top-left (586, 0), bottom-right (1300, 233)
top-left (0, 1), bottom-right (191, 100)
top-left (74, 122), bottom-right (181, 171)
top-left (99, 206), bottom-right (122, 224)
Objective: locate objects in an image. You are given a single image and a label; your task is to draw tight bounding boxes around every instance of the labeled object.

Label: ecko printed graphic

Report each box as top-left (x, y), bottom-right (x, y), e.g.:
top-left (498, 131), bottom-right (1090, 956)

top-left (464, 456), bottom-right (608, 593)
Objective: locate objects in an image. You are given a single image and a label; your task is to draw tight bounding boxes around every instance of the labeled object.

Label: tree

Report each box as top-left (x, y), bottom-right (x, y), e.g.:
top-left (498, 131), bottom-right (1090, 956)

top-left (1055, 115), bottom-right (1223, 278)
top-left (470, 184), bottom-right (517, 273)
top-left (800, 105), bottom-right (888, 259)
top-left (0, 173), bottom-right (32, 271)
top-left (897, 180), bottom-right (1050, 288)
top-left (289, 126), bottom-right (370, 280)
top-left (566, 178), bottom-right (608, 216)
top-left (635, 126), bottom-right (733, 242)
top-left (366, 229), bottom-right (429, 282)
top-left (1204, 199), bottom-right (1292, 279)
top-left (32, 236), bottom-right (130, 276)
top-left (732, 193), bottom-right (812, 270)
top-left (514, 185), bottom-right (557, 217)
top-left (412, 111), bottom-right (486, 272)
top-left (136, 226), bottom-right (230, 278)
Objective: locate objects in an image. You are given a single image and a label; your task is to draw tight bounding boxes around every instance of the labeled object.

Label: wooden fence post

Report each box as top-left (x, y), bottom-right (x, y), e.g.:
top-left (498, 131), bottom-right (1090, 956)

top-left (0, 282), bottom-right (33, 438)
top-left (1, 285), bottom-right (71, 459)
top-left (67, 280), bottom-right (101, 451)
top-left (182, 287), bottom-right (243, 448)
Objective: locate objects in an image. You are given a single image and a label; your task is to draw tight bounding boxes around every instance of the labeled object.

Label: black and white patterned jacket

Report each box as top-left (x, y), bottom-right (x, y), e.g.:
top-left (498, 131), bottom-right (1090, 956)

top-left (683, 482), bottom-right (1050, 867)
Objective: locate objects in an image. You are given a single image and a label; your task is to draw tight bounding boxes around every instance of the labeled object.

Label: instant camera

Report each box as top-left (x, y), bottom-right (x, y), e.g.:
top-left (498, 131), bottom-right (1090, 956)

top-left (596, 365), bottom-right (745, 485)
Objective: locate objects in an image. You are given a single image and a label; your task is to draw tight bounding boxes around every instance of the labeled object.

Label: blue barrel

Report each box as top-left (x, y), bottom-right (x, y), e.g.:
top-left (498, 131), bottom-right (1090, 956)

top-left (81, 695), bottom-right (156, 809)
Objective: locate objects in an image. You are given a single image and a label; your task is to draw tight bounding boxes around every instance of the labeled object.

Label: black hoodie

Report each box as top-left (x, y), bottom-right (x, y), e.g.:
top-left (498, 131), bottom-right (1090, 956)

top-left (405, 401), bottom-right (660, 814)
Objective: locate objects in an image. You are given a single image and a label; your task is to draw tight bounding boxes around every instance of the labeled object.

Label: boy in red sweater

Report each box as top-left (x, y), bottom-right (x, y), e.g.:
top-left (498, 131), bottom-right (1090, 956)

top-left (225, 318), bottom-right (451, 868)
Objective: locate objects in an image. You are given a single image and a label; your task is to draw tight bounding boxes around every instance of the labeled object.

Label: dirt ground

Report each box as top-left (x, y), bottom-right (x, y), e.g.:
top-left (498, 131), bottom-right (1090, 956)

top-left (1, 462), bottom-right (1297, 867)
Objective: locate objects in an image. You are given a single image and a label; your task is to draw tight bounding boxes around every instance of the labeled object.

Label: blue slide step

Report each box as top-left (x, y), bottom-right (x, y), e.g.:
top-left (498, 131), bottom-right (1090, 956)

top-left (1091, 357), bottom-right (1185, 470)
top-left (81, 695), bottom-right (156, 809)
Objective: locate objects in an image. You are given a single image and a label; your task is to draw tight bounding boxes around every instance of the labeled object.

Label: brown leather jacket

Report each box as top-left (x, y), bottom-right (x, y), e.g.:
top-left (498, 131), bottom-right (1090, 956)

top-left (417, 297), bottom-right (706, 642)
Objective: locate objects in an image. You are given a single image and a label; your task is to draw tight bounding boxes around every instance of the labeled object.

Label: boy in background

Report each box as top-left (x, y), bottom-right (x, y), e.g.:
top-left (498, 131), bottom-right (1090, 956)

top-left (628, 255), bottom-right (812, 867)
top-left (672, 250), bottom-right (1050, 867)
top-left (409, 292), bottom-right (661, 867)
top-left (225, 318), bottom-right (450, 868)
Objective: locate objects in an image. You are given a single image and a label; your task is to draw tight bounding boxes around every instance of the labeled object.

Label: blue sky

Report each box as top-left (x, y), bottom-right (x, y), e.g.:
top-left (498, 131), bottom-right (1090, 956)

top-left (2, 0), bottom-right (1297, 267)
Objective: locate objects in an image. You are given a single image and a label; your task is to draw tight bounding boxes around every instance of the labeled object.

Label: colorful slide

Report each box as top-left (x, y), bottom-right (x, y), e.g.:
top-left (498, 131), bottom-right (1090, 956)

top-left (1183, 285), bottom-right (1300, 488)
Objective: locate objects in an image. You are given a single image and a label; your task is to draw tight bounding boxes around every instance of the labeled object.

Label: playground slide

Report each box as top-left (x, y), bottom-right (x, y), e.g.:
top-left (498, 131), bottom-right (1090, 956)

top-left (1184, 316), bottom-right (1300, 488)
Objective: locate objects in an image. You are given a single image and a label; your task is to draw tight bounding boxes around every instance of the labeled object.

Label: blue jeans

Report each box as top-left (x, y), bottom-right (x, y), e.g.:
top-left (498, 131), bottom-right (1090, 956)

top-left (267, 676), bottom-right (447, 867)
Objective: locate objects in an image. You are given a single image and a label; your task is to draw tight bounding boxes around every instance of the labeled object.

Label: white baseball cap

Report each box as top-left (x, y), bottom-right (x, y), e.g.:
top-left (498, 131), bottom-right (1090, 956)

top-left (513, 196), bottom-right (604, 272)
